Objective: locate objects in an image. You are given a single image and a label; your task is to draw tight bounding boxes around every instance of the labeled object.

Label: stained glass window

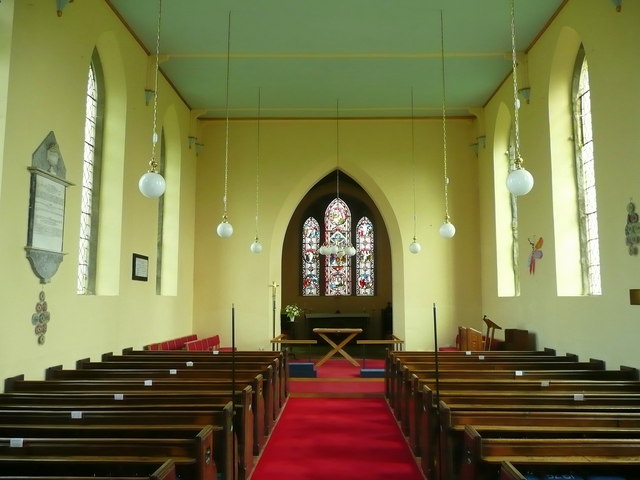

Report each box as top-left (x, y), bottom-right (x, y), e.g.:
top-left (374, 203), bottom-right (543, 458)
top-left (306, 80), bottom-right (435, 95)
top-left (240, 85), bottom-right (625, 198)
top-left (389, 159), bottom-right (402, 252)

top-left (324, 198), bottom-right (351, 296)
top-left (573, 46), bottom-right (601, 295)
top-left (356, 217), bottom-right (374, 296)
top-left (302, 217), bottom-right (320, 296)
top-left (77, 52), bottom-right (103, 295)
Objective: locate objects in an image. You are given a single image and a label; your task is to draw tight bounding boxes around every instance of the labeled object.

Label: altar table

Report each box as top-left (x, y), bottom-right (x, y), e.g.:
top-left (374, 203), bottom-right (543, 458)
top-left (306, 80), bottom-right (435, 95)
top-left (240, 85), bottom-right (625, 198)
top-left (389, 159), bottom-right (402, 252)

top-left (312, 328), bottom-right (363, 367)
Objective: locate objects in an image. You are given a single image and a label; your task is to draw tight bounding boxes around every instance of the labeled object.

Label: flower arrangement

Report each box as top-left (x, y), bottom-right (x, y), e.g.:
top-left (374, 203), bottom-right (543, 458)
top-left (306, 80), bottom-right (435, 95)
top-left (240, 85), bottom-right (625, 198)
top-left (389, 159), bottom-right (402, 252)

top-left (283, 304), bottom-right (303, 319)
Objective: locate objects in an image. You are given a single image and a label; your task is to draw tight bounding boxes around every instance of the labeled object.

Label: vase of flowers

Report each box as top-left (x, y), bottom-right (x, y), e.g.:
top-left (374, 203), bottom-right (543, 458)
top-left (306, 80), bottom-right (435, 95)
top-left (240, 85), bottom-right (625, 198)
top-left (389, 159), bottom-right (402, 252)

top-left (284, 304), bottom-right (303, 322)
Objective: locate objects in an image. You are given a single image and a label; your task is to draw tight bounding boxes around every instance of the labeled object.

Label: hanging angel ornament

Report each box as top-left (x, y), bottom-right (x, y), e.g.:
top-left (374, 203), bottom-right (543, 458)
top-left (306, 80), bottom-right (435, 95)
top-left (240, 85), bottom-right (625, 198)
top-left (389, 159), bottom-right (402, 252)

top-left (528, 236), bottom-right (544, 275)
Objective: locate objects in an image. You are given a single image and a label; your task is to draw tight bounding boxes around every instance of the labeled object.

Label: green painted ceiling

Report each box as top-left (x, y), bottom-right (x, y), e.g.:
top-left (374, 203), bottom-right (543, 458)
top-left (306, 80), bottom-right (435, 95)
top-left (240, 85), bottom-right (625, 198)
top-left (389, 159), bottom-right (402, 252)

top-left (106, 0), bottom-right (566, 119)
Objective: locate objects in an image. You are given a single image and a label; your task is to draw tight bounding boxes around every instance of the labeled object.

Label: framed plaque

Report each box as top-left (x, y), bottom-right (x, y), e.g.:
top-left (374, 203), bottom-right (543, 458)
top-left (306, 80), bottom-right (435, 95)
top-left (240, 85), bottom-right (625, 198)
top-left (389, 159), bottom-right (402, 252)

top-left (132, 253), bottom-right (149, 281)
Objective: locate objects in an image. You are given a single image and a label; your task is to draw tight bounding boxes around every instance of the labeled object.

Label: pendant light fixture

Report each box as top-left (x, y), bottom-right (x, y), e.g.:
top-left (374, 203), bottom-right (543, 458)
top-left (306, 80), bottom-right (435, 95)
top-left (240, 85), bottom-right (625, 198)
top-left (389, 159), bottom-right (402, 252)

top-left (408, 87), bottom-right (421, 254)
top-left (216, 11), bottom-right (234, 238)
top-left (250, 88), bottom-right (263, 254)
top-left (438, 11), bottom-right (456, 239)
top-left (138, 0), bottom-right (166, 198)
top-left (505, 0), bottom-right (534, 196)
top-left (317, 99), bottom-right (356, 258)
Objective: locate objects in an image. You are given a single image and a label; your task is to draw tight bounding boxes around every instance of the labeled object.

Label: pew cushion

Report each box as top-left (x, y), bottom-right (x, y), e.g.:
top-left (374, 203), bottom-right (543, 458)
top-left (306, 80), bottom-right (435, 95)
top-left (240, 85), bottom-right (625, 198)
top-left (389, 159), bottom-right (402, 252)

top-left (290, 362), bottom-right (317, 378)
top-left (586, 477), bottom-right (627, 480)
top-left (525, 476), bottom-right (584, 480)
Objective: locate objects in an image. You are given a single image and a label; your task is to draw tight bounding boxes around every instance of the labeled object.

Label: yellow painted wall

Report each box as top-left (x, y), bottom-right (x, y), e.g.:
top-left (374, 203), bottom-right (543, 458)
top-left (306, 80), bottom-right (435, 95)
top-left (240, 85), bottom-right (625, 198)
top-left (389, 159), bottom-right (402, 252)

top-left (193, 117), bottom-right (482, 350)
top-left (7, 0), bottom-right (635, 382)
top-left (0, 0), bottom-right (196, 383)
top-left (480, 0), bottom-right (640, 368)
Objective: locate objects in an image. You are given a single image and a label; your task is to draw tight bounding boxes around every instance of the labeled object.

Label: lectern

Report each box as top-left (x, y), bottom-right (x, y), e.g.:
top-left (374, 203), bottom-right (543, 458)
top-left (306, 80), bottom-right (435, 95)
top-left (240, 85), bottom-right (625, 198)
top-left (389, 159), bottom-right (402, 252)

top-left (482, 315), bottom-right (502, 351)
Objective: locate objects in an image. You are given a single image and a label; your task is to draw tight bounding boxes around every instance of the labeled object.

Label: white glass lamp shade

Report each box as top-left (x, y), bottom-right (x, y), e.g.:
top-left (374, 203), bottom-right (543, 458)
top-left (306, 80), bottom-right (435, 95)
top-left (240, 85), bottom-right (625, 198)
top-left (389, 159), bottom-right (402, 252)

top-left (439, 221), bottom-right (456, 239)
top-left (138, 171), bottom-right (166, 198)
top-left (329, 244), bottom-right (339, 255)
top-left (317, 245), bottom-right (327, 255)
top-left (250, 240), bottom-right (263, 254)
top-left (346, 245), bottom-right (356, 257)
top-left (216, 219), bottom-right (234, 238)
top-left (506, 167), bottom-right (534, 196)
top-left (409, 241), bottom-right (422, 254)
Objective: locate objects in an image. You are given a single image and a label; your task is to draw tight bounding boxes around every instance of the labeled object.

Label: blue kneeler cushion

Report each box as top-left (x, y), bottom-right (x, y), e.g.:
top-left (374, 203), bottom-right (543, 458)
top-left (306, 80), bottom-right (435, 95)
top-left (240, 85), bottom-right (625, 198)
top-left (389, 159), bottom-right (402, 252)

top-left (289, 362), bottom-right (317, 378)
top-left (360, 368), bottom-right (385, 378)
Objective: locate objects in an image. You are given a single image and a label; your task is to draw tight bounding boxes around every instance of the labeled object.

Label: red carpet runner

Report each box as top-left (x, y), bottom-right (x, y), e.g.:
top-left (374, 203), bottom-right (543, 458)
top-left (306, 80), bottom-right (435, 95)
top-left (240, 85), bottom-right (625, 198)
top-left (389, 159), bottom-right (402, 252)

top-left (251, 396), bottom-right (424, 479)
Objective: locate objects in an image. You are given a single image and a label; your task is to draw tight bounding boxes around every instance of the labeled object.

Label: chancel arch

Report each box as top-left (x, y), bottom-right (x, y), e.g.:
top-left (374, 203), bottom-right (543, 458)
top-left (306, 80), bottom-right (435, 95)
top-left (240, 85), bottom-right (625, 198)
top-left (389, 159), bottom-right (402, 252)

top-left (281, 170), bottom-right (392, 340)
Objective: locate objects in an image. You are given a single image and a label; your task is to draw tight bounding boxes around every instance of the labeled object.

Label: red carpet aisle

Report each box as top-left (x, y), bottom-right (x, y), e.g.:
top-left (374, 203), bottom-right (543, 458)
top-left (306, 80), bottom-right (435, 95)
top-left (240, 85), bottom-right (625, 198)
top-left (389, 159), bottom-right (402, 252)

top-left (250, 358), bottom-right (424, 479)
top-left (288, 358), bottom-right (386, 397)
top-left (249, 397), bottom-right (425, 480)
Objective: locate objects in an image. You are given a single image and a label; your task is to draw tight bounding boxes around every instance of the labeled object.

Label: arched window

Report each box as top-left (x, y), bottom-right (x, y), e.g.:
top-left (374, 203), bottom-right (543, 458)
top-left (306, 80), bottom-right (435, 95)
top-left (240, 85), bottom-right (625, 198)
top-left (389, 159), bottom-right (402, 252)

top-left (324, 198), bottom-right (352, 296)
top-left (302, 217), bottom-right (320, 296)
top-left (355, 216), bottom-right (374, 296)
top-left (77, 51), bottom-right (104, 295)
top-left (301, 197), bottom-right (375, 296)
top-left (572, 46), bottom-right (601, 295)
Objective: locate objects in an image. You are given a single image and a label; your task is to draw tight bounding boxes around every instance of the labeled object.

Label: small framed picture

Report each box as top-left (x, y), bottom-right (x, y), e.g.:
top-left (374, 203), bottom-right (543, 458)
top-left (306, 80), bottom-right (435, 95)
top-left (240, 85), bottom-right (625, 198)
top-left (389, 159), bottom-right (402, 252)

top-left (132, 253), bottom-right (149, 281)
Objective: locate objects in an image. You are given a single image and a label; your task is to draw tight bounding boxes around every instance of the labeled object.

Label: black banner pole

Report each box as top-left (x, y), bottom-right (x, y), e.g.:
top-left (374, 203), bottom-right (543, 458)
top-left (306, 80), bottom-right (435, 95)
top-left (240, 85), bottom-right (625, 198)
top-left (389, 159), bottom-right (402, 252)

top-left (433, 302), bottom-right (443, 480)
top-left (231, 303), bottom-right (236, 480)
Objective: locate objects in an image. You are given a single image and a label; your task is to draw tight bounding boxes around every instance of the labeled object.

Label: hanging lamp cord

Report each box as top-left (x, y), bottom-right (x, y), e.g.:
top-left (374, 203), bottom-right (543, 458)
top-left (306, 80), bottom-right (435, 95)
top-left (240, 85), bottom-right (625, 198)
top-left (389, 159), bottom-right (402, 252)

top-left (255, 88), bottom-right (261, 240)
top-left (411, 87), bottom-right (417, 240)
top-left (223, 10), bottom-right (232, 219)
top-left (510, 0), bottom-right (523, 168)
top-left (149, 0), bottom-right (162, 173)
top-left (440, 10), bottom-right (450, 223)
top-left (336, 98), bottom-right (340, 200)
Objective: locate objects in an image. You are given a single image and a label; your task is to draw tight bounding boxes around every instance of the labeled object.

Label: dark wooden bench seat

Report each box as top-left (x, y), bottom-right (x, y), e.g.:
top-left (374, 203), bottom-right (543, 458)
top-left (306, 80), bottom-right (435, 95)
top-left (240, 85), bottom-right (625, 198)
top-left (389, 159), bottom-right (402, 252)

top-left (461, 424), bottom-right (640, 480)
top-left (0, 429), bottom-right (215, 480)
top-left (442, 411), bottom-right (640, 480)
top-left (118, 350), bottom-right (290, 406)
top-left (499, 459), bottom-right (640, 480)
top-left (0, 389), bottom-right (250, 480)
top-left (0, 407), bottom-right (234, 480)
top-left (7, 375), bottom-right (266, 456)
top-left (0, 458), bottom-right (176, 480)
top-left (393, 365), bottom-right (637, 438)
top-left (45, 365), bottom-right (276, 435)
top-left (425, 394), bottom-right (640, 480)
top-left (79, 357), bottom-right (282, 419)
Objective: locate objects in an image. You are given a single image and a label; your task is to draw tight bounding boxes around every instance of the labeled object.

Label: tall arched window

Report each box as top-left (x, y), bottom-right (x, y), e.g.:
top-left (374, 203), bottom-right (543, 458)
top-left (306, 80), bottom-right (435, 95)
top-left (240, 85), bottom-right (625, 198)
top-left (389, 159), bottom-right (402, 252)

top-left (302, 217), bottom-right (320, 296)
top-left (77, 51), bottom-right (104, 295)
top-left (356, 216), bottom-right (374, 296)
top-left (301, 197), bottom-right (375, 296)
top-left (572, 46), bottom-right (601, 295)
top-left (324, 198), bottom-right (352, 296)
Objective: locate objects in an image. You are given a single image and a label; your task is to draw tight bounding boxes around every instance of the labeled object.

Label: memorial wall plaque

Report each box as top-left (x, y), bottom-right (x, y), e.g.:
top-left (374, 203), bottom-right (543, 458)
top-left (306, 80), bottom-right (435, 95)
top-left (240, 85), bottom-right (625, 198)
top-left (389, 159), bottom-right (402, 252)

top-left (25, 132), bottom-right (72, 284)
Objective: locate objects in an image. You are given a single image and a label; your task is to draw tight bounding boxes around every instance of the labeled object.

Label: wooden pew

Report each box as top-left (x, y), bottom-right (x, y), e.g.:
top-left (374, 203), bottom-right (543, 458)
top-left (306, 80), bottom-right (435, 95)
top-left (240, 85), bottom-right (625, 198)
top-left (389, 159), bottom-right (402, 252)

top-left (427, 393), bottom-right (640, 480)
top-left (0, 385), bottom-right (251, 480)
top-left (0, 430), bottom-right (215, 480)
top-left (80, 357), bottom-right (280, 425)
top-left (0, 407), bottom-right (234, 480)
top-left (461, 424), bottom-right (640, 480)
top-left (44, 365), bottom-right (273, 440)
top-left (441, 409), bottom-right (640, 480)
top-left (384, 348), bottom-right (558, 399)
top-left (387, 351), bottom-right (579, 415)
top-left (413, 372), bottom-right (639, 480)
top-left (398, 366), bottom-right (638, 434)
top-left (116, 350), bottom-right (288, 410)
top-left (393, 359), bottom-right (623, 439)
top-left (0, 458), bottom-right (176, 480)
top-left (83, 356), bottom-right (281, 424)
